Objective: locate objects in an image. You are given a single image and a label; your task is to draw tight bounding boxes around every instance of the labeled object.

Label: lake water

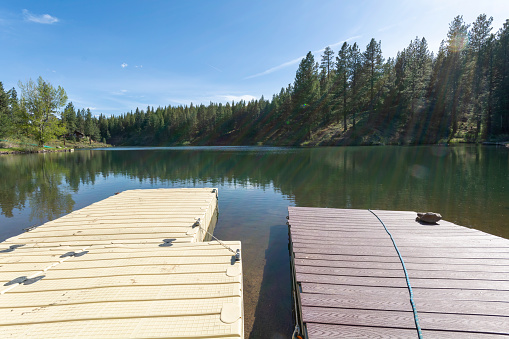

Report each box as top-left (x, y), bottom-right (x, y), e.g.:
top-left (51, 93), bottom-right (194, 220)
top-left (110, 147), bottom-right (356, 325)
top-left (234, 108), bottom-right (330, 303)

top-left (0, 145), bottom-right (508, 338)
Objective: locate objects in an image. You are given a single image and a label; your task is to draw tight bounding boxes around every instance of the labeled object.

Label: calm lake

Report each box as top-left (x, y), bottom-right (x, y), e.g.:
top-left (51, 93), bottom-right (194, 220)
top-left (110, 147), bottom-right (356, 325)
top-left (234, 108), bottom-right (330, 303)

top-left (1, 145), bottom-right (508, 338)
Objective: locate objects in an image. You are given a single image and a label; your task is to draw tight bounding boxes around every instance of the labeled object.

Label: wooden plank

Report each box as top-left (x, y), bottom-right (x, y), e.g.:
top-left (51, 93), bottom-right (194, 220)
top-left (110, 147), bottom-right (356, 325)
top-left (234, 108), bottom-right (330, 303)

top-left (295, 258), bottom-right (404, 270)
top-left (292, 244), bottom-right (399, 257)
top-left (296, 272), bottom-right (409, 288)
top-left (292, 238), bottom-right (509, 250)
top-left (295, 264), bottom-right (509, 281)
top-left (296, 258), bottom-right (509, 273)
top-left (300, 293), bottom-right (413, 312)
top-left (303, 307), bottom-right (509, 335)
top-left (295, 265), bottom-right (406, 279)
top-left (418, 312), bottom-right (509, 334)
top-left (301, 306), bottom-right (416, 329)
top-left (294, 244), bottom-right (509, 259)
top-left (294, 252), bottom-right (402, 263)
top-left (301, 282), bottom-right (509, 302)
top-left (294, 252), bottom-right (509, 266)
top-left (289, 207), bottom-right (509, 337)
top-left (301, 293), bottom-right (509, 317)
top-left (306, 323), bottom-right (503, 339)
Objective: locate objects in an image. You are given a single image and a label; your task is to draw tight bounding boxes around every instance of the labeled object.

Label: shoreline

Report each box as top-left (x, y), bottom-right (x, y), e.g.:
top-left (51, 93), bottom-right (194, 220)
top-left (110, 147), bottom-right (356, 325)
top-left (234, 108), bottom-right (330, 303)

top-left (0, 148), bottom-right (75, 155)
top-left (1, 142), bottom-right (507, 155)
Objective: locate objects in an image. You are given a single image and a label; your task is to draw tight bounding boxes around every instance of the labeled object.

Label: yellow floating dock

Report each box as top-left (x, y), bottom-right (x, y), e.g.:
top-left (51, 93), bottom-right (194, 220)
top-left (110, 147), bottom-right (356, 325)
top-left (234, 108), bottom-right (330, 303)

top-left (0, 188), bottom-right (244, 338)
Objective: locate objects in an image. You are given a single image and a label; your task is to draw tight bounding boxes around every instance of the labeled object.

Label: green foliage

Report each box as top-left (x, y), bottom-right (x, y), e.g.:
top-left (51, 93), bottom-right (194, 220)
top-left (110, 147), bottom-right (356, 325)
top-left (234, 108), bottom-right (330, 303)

top-left (62, 102), bottom-right (77, 136)
top-left (0, 82), bottom-right (10, 138)
top-left (18, 77), bottom-right (67, 146)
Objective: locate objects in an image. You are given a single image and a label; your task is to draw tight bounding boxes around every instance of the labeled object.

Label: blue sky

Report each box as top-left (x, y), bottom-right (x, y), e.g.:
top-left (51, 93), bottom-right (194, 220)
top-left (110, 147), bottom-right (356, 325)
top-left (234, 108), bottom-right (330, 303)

top-left (1, 0), bottom-right (508, 116)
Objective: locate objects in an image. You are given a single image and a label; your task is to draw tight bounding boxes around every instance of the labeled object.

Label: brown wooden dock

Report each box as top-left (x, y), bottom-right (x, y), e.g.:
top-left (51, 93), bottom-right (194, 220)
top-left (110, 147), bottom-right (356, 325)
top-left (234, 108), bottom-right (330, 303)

top-left (288, 207), bottom-right (509, 338)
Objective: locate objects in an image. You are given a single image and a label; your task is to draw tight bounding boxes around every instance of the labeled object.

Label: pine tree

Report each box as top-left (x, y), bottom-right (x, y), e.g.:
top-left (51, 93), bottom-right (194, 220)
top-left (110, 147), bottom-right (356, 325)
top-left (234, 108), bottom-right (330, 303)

top-left (349, 43), bottom-right (362, 129)
top-left (292, 51), bottom-right (320, 140)
top-left (76, 109), bottom-right (85, 133)
top-left (493, 19), bottom-right (509, 135)
top-left (0, 82), bottom-right (10, 138)
top-left (63, 102), bottom-right (77, 136)
top-left (363, 38), bottom-right (384, 119)
top-left (402, 37), bottom-right (432, 118)
top-left (469, 14), bottom-right (493, 139)
top-left (319, 46), bottom-right (336, 124)
top-left (446, 15), bottom-right (470, 141)
top-left (335, 42), bottom-right (351, 130)
top-left (320, 46), bottom-right (335, 91)
top-left (85, 108), bottom-right (94, 138)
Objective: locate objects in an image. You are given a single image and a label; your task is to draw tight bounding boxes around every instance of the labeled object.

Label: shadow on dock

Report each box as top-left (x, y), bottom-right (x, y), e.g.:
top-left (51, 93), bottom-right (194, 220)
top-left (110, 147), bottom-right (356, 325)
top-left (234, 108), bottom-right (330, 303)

top-left (250, 224), bottom-right (293, 339)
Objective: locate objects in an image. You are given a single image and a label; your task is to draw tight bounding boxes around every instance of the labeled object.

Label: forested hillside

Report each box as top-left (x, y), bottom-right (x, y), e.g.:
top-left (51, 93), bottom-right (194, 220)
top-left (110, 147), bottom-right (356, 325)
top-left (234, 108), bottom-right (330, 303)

top-left (1, 15), bottom-right (508, 146)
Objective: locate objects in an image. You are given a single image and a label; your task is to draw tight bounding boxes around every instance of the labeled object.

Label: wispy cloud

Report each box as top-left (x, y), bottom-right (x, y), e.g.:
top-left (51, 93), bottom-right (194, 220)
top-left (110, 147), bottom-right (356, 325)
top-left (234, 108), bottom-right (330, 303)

top-left (111, 89), bottom-right (128, 95)
top-left (245, 56), bottom-right (304, 80)
top-left (245, 35), bottom-right (361, 79)
top-left (208, 64), bottom-right (222, 72)
top-left (135, 65), bottom-right (143, 68)
top-left (121, 63), bottom-right (128, 68)
top-left (378, 24), bottom-right (397, 32)
top-left (22, 9), bottom-right (58, 24)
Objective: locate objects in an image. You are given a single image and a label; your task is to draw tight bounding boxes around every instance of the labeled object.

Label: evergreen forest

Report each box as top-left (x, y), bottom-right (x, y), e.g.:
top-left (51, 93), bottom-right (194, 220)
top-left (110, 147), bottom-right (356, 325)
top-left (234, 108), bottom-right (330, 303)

top-left (1, 15), bottom-right (508, 146)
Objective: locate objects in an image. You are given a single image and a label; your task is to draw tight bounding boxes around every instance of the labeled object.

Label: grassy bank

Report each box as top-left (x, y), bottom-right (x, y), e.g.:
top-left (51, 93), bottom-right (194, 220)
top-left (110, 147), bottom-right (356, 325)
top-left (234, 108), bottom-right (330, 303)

top-left (0, 138), bottom-right (111, 154)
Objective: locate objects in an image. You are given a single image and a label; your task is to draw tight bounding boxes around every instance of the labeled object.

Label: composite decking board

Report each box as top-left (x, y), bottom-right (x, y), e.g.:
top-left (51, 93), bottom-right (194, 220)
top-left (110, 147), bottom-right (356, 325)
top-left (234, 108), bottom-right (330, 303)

top-left (296, 265), bottom-right (407, 278)
top-left (305, 324), bottom-right (504, 339)
top-left (293, 245), bottom-right (400, 257)
top-left (300, 293), bottom-right (413, 312)
top-left (293, 245), bottom-right (509, 259)
top-left (295, 264), bottom-right (509, 280)
top-left (297, 272), bottom-right (509, 290)
top-left (301, 282), bottom-right (509, 302)
top-left (289, 225), bottom-right (477, 233)
top-left (302, 306), bottom-right (417, 329)
top-left (294, 253), bottom-right (403, 263)
top-left (296, 272), bottom-right (411, 288)
top-left (292, 239), bottom-right (509, 250)
top-left (300, 293), bottom-right (509, 316)
top-left (303, 307), bottom-right (509, 335)
top-left (289, 207), bottom-right (509, 338)
top-left (296, 257), bottom-right (509, 271)
top-left (291, 229), bottom-right (495, 239)
top-left (294, 252), bottom-right (509, 266)
top-left (0, 188), bottom-right (244, 339)
top-left (293, 240), bottom-right (509, 252)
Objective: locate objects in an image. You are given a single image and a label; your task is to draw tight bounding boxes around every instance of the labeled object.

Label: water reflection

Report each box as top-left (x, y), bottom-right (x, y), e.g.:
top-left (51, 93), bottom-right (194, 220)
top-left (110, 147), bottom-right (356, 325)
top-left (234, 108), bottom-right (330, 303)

top-left (0, 153), bottom-right (75, 220)
top-left (0, 146), bottom-right (508, 237)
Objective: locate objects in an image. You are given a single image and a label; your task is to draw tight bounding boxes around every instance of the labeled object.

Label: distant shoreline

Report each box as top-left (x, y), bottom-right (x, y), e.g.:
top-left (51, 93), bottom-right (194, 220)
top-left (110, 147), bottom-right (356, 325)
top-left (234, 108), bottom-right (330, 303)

top-left (2, 142), bottom-right (507, 155)
top-left (0, 148), bottom-right (75, 155)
